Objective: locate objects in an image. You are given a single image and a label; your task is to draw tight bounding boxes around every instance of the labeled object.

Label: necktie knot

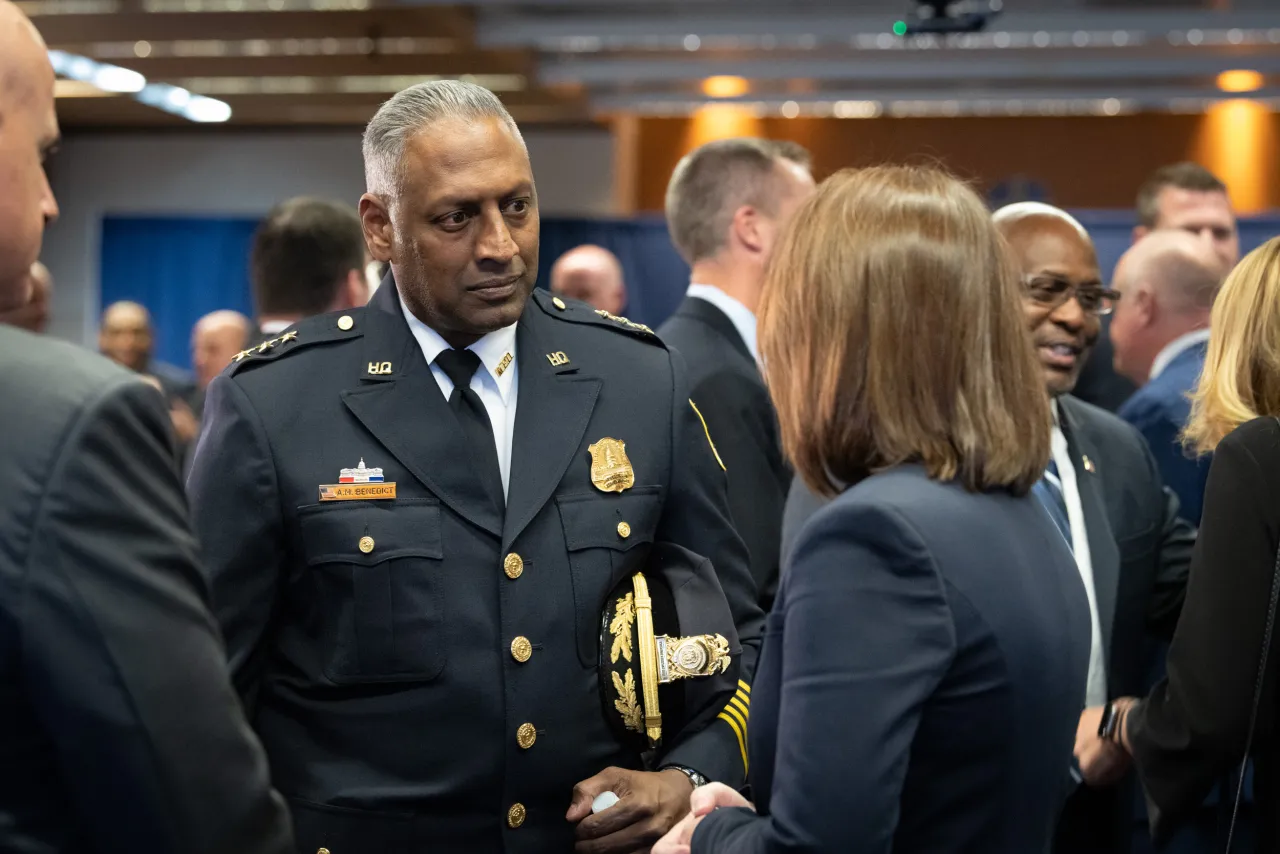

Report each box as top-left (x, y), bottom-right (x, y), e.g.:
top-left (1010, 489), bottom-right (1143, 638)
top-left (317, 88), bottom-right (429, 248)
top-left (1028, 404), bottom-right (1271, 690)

top-left (434, 348), bottom-right (483, 391)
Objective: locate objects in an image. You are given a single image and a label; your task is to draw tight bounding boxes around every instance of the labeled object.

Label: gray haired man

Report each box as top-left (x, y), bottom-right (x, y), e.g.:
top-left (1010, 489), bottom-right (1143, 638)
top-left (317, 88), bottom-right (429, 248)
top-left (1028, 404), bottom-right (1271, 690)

top-left (187, 79), bottom-right (764, 854)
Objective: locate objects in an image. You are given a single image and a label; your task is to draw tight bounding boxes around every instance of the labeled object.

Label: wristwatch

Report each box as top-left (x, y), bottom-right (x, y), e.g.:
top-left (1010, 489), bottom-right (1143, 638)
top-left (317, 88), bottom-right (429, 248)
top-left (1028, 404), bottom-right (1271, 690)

top-left (662, 764), bottom-right (710, 788)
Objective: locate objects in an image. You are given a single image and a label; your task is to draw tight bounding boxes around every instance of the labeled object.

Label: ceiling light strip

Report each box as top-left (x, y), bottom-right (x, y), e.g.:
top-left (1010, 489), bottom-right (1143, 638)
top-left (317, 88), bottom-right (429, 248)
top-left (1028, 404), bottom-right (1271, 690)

top-left (48, 49), bottom-right (231, 122)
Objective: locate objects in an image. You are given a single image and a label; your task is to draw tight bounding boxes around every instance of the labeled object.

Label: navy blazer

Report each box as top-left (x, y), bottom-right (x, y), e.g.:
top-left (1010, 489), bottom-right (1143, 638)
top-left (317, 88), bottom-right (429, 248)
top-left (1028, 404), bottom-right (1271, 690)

top-left (1117, 340), bottom-right (1210, 523)
top-left (693, 466), bottom-right (1091, 854)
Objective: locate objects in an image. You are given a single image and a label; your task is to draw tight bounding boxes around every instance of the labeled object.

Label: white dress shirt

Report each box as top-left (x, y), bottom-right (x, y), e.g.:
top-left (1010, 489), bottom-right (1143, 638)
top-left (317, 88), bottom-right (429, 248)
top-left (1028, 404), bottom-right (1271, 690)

top-left (686, 283), bottom-right (759, 364)
top-left (1149, 327), bottom-right (1211, 381)
top-left (259, 319), bottom-right (293, 336)
top-left (400, 298), bottom-right (519, 501)
top-left (1052, 400), bottom-right (1108, 708)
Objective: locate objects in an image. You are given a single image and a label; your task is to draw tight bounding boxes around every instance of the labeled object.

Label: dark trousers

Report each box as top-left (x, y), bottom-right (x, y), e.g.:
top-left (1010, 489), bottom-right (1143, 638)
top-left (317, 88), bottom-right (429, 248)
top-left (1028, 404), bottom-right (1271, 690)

top-left (1056, 783), bottom-right (1132, 854)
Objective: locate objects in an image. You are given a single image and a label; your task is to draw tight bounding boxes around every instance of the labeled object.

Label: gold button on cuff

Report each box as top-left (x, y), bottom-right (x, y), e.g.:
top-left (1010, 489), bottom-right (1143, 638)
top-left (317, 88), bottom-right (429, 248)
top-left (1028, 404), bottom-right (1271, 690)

top-left (504, 553), bottom-right (524, 579)
top-left (552, 297), bottom-right (566, 310)
top-left (507, 803), bottom-right (527, 828)
top-left (337, 315), bottom-right (354, 331)
top-left (511, 636), bottom-right (532, 663)
top-left (516, 722), bottom-right (537, 749)
top-left (617, 521), bottom-right (631, 539)
top-left (358, 536), bottom-right (375, 554)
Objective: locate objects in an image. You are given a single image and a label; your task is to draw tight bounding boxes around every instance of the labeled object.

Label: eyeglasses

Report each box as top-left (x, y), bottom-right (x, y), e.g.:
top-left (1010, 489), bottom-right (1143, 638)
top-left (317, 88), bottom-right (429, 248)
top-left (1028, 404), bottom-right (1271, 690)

top-left (1022, 275), bottom-right (1122, 317)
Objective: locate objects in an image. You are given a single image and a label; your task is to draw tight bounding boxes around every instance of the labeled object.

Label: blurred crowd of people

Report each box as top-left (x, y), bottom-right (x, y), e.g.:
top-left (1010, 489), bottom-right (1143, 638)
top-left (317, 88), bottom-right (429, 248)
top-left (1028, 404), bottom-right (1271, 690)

top-left (5, 1), bottom-right (1280, 852)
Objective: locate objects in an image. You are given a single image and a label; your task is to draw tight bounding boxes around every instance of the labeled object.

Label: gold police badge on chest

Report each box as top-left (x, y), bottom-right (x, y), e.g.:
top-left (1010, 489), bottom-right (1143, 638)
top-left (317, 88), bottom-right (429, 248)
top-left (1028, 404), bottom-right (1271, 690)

top-left (588, 437), bottom-right (635, 493)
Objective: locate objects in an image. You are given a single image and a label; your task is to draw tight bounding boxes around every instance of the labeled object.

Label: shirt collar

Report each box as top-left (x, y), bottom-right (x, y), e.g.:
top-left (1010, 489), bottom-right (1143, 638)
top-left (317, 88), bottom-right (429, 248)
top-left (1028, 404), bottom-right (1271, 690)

top-left (399, 296), bottom-right (519, 405)
top-left (1149, 327), bottom-right (1211, 381)
top-left (259, 318), bottom-right (294, 335)
top-left (686, 283), bottom-right (759, 363)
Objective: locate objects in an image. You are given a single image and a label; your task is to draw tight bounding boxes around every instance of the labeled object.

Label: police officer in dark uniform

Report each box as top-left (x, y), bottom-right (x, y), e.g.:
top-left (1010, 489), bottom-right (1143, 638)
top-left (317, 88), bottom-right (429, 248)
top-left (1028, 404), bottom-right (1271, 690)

top-left (188, 79), bottom-right (763, 854)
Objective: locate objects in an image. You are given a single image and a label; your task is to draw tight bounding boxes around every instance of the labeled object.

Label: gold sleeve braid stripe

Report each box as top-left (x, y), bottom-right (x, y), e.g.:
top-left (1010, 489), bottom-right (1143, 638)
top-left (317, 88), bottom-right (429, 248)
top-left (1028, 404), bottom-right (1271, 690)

top-left (717, 680), bottom-right (752, 773)
top-left (688, 399), bottom-right (726, 472)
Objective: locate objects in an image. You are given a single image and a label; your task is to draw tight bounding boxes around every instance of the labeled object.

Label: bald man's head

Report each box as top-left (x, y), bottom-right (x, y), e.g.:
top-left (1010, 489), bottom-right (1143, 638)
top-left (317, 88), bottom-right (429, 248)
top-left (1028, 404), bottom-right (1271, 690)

top-left (993, 202), bottom-right (1105, 397)
top-left (100, 301), bottom-right (155, 372)
top-left (1109, 229), bottom-right (1224, 385)
top-left (0, 1), bottom-right (59, 312)
top-left (192, 309), bottom-right (250, 389)
top-left (549, 245), bottom-right (626, 316)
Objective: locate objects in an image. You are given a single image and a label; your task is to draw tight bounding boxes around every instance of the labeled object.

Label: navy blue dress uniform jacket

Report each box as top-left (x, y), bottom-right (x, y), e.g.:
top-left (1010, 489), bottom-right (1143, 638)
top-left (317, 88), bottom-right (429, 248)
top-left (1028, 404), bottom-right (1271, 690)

top-left (0, 326), bottom-right (292, 854)
top-left (692, 467), bottom-right (1091, 853)
top-left (188, 281), bottom-right (764, 854)
top-left (1117, 340), bottom-right (1210, 524)
top-left (658, 296), bottom-right (790, 609)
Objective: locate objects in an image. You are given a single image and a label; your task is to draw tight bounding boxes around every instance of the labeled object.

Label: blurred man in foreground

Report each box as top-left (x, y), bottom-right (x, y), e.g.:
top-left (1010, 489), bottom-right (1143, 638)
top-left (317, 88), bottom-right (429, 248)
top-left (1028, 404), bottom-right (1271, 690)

top-left (1110, 231), bottom-right (1224, 523)
top-left (549, 243), bottom-right (627, 315)
top-left (0, 260), bottom-right (50, 331)
top-left (0, 3), bottom-right (292, 852)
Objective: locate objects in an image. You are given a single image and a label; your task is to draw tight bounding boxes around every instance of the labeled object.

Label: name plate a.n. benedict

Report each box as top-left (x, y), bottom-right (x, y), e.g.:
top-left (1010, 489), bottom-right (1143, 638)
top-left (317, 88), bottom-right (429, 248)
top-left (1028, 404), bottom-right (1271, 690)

top-left (319, 483), bottom-right (398, 501)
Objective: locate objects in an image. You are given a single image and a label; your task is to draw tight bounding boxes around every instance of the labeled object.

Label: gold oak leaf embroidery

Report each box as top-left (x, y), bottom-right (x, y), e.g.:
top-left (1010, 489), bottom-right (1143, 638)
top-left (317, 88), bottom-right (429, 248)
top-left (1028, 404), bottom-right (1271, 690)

top-left (612, 669), bottom-right (643, 734)
top-left (610, 592), bottom-right (635, 663)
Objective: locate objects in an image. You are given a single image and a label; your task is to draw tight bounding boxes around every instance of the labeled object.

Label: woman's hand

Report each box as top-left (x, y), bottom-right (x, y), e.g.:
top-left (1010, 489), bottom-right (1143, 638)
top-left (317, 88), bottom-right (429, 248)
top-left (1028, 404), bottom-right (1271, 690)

top-left (652, 784), bottom-right (754, 854)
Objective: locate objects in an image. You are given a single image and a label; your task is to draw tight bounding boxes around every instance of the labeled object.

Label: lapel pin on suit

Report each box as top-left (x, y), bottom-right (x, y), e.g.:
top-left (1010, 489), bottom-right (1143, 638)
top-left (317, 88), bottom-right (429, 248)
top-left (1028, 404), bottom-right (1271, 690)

top-left (1083, 455), bottom-right (1096, 474)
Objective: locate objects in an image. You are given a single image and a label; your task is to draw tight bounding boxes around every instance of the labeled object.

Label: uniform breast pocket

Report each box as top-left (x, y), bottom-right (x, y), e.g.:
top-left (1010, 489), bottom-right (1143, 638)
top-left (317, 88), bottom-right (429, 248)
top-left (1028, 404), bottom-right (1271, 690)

top-left (556, 487), bottom-right (663, 667)
top-left (297, 499), bottom-right (446, 684)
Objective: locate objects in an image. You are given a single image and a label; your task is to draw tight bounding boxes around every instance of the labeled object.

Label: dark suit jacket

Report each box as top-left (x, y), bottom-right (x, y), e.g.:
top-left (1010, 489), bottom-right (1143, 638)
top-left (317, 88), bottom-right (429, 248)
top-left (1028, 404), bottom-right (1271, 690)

top-left (782, 395), bottom-right (1194, 852)
top-left (0, 326), bottom-right (291, 854)
top-left (1118, 340), bottom-right (1210, 524)
top-left (1130, 416), bottom-right (1280, 852)
top-left (658, 296), bottom-right (789, 607)
top-left (693, 466), bottom-right (1091, 853)
top-left (188, 282), bottom-right (764, 854)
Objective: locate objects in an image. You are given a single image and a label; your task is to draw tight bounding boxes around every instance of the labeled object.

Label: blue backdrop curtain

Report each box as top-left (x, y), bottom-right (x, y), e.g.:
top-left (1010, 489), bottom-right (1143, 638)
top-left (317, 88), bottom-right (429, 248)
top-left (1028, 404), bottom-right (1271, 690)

top-left (100, 212), bottom-right (1280, 371)
top-left (100, 216), bottom-right (258, 370)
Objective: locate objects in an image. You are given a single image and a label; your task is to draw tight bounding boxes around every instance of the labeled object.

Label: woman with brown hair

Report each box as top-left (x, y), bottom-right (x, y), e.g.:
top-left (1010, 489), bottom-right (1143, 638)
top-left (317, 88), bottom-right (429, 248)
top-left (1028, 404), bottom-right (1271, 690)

top-left (654, 165), bottom-right (1091, 854)
top-left (1109, 236), bottom-right (1280, 852)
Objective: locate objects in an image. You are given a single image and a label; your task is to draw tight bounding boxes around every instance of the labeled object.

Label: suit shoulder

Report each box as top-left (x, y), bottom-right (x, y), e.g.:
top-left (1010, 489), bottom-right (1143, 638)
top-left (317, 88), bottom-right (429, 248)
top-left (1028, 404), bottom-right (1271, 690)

top-left (1219, 416), bottom-right (1280, 462)
top-left (1061, 394), bottom-right (1148, 448)
top-left (530, 289), bottom-right (666, 350)
top-left (0, 326), bottom-right (140, 415)
top-left (225, 308), bottom-right (365, 378)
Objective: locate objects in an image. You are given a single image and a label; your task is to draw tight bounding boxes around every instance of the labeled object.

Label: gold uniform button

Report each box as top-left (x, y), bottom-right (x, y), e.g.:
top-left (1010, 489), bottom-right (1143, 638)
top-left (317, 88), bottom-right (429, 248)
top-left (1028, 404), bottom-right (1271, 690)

top-left (516, 722), bottom-right (537, 749)
top-left (358, 536), bottom-right (375, 554)
top-left (337, 315), bottom-right (354, 331)
top-left (511, 636), bottom-right (532, 663)
top-left (552, 297), bottom-right (566, 310)
top-left (617, 521), bottom-right (631, 539)
top-left (503, 553), bottom-right (524, 579)
top-left (507, 803), bottom-right (527, 828)
top-left (317, 849), bottom-right (330, 854)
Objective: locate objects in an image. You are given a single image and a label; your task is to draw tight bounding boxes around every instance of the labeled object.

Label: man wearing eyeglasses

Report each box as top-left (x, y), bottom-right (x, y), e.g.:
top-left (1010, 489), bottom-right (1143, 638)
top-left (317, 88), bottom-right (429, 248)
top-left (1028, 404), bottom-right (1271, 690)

top-left (993, 203), bottom-right (1194, 854)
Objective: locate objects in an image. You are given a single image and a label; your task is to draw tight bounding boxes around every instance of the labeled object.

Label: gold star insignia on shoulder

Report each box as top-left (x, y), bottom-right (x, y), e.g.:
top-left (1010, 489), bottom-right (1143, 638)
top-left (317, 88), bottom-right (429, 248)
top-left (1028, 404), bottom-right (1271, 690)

top-left (281, 330), bottom-right (298, 343)
top-left (232, 348), bottom-right (253, 362)
top-left (595, 309), bottom-right (654, 335)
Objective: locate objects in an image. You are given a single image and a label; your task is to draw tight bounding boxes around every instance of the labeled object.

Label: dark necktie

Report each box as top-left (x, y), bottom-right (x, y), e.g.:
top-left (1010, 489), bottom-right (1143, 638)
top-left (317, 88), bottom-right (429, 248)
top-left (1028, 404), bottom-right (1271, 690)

top-left (1033, 458), bottom-right (1073, 550)
top-left (433, 348), bottom-right (505, 511)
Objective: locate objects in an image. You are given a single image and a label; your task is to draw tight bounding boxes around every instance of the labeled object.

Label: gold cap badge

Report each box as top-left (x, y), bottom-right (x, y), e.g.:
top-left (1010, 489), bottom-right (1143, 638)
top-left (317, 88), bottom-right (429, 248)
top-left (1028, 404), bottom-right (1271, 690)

top-left (588, 437), bottom-right (635, 493)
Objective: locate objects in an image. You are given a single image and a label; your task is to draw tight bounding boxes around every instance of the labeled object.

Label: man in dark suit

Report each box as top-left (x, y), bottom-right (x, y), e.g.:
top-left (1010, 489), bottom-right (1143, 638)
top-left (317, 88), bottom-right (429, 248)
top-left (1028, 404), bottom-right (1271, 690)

top-left (1072, 162), bottom-right (1238, 413)
top-left (0, 5), bottom-right (292, 852)
top-left (657, 138), bottom-right (814, 609)
top-left (782, 201), bottom-right (1193, 854)
top-left (189, 80), bottom-right (763, 854)
top-left (1110, 230), bottom-right (1224, 523)
top-left (249, 195), bottom-right (369, 345)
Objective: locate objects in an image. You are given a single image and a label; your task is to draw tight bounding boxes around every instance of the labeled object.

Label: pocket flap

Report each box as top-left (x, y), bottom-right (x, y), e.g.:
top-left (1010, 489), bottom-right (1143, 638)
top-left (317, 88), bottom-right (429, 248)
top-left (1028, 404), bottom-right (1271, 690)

top-left (298, 500), bottom-right (444, 566)
top-left (556, 487), bottom-right (663, 552)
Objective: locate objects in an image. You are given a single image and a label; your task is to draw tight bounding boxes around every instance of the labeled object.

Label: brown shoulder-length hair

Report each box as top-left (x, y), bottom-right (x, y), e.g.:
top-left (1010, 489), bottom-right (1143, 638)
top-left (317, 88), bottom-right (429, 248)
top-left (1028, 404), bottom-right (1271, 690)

top-left (760, 165), bottom-right (1051, 498)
